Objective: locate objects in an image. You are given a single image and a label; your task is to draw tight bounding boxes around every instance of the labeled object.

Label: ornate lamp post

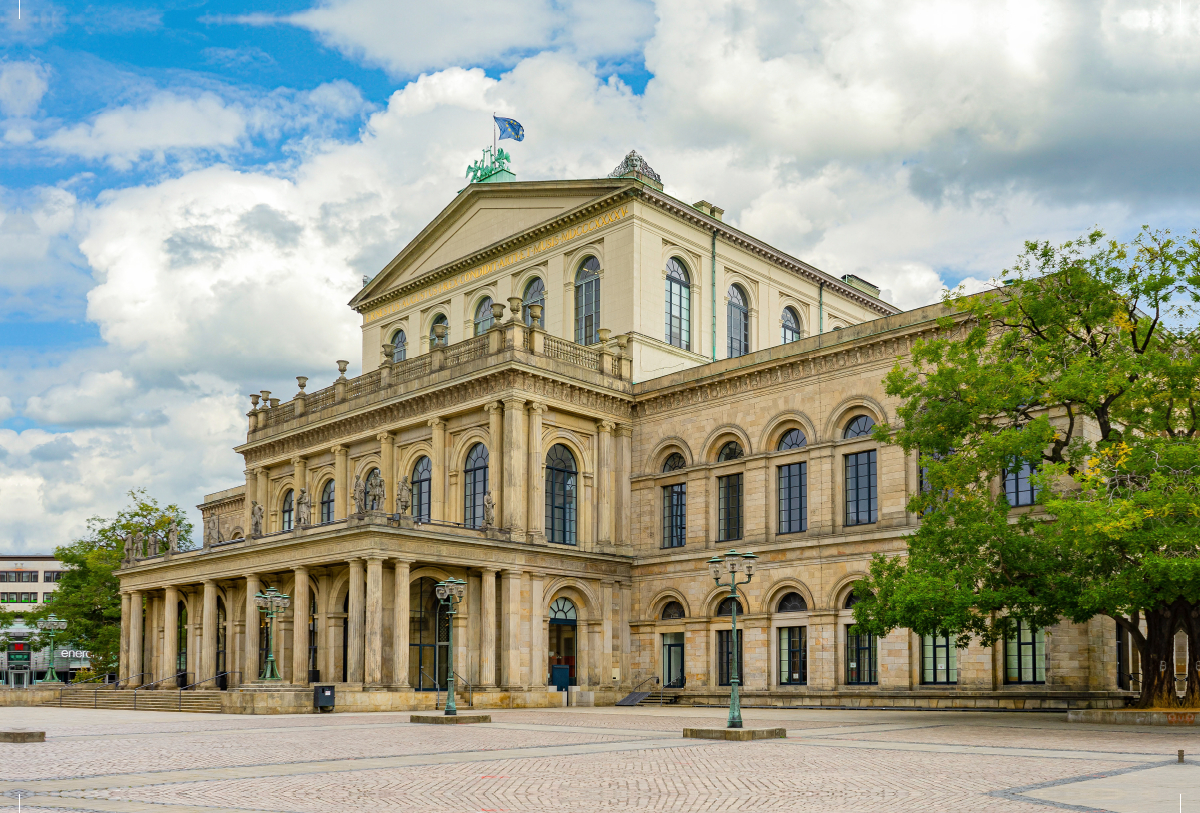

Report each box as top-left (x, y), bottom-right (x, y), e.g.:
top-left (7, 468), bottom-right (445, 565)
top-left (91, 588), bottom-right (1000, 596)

top-left (254, 586), bottom-right (290, 681)
top-left (36, 615), bottom-right (68, 684)
top-left (434, 578), bottom-right (467, 715)
top-left (707, 549), bottom-right (757, 729)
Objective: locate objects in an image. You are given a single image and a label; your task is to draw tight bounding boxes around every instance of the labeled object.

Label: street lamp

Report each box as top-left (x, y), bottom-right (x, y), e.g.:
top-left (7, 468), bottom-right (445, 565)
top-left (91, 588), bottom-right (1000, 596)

top-left (36, 615), bottom-right (68, 684)
top-left (254, 586), bottom-right (290, 681)
top-left (434, 578), bottom-right (467, 715)
top-left (707, 549), bottom-right (757, 729)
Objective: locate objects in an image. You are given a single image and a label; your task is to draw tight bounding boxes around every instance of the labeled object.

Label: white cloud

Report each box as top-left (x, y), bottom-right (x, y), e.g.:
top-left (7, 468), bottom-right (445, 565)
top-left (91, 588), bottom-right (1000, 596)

top-left (0, 60), bottom-right (49, 117)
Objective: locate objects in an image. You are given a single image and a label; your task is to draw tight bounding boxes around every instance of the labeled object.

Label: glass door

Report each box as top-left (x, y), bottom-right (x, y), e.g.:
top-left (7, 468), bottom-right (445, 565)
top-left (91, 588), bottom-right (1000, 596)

top-left (662, 633), bottom-right (684, 688)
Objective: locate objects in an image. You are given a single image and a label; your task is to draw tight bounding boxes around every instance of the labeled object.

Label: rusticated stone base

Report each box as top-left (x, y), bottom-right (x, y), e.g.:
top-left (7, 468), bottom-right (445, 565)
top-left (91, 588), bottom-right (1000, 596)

top-left (0, 730), bottom-right (46, 742)
top-left (411, 714), bottom-right (491, 724)
top-left (1069, 709), bottom-right (1200, 725)
top-left (683, 727), bottom-right (787, 741)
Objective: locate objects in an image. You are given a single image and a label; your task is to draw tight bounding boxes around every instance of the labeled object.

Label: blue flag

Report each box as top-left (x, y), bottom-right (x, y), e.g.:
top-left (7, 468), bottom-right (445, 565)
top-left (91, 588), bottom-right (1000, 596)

top-left (494, 115), bottom-right (525, 142)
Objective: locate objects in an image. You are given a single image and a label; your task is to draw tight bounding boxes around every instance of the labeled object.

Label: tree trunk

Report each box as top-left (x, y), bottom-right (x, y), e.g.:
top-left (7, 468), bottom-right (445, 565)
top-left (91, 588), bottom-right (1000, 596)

top-left (1137, 605), bottom-right (1180, 709)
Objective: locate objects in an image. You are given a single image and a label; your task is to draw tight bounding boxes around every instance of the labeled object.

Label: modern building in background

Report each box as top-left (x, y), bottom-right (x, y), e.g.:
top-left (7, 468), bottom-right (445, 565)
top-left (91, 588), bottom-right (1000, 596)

top-left (113, 152), bottom-right (1127, 711)
top-left (0, 554), bottom-right (89, 687)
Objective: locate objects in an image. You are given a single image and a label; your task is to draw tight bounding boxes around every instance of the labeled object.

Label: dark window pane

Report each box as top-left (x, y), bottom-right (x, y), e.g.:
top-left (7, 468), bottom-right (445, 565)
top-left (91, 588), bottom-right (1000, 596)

top-left (718, 473), bottom-right (743, 541)
top-left (845, 451), bottom-right (877, 526)
top-left (662, 483), bottom-right (686, 548)
top-left (778, 462), bottom-right (807, 534)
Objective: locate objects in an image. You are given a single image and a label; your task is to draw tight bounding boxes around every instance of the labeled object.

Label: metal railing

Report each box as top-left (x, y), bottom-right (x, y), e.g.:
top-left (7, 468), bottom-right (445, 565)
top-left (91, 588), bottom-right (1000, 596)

top-left (133, 673), bottom-right (189, 709)
top-left (53, 672), bottom-right (128, 708)
top-left (453, 671), bottom-right (473, 708)
top-left (178, 671), bottom-right (239, 710)
top-left (420, 668), bottom-right (442, 710)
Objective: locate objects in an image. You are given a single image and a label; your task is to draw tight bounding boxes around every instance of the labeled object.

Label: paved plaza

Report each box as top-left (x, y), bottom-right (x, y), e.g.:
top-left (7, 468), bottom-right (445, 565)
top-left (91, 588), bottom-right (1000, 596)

top-left (1, 706), bottom-right (1198, 812)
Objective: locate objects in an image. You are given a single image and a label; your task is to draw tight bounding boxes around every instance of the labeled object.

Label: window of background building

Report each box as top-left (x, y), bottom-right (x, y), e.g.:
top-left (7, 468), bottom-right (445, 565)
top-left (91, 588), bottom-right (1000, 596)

top-left (1005, 620), bottom-right (1046, 684)
top-left (727, 284), bottom-right (750, 358)
top-left (575, 256), bottom-right (601, 345)
top-left (845, 450), bottom-right (877, 526)
top-left (42, 571), bottom-right (64, 582)
top-left (846, 626), bottom-right (877, 684)
top-left (1004, 461), bottom-right (1040, 507)
top-left (661, 452), bottom-right (687, 548)
top-left (922, 634), bottom-right (957, 684)
top-left (463, 443), bottom-right (490, 529)
top-left (781, 306), bottom-right (802, 343)
top-left (545, 444), bottom-right (578, 545)
top-left (665, 257), bottom-right (691, 350)
top-left (411, 456), bottom-right (432, 522)
top-left (779, 626), bottom-right (807, 685)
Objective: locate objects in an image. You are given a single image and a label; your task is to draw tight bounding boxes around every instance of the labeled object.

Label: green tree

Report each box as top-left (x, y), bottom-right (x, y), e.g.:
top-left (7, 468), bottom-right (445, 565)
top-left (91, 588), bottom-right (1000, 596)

top-left (27, 490), bottom-right (193, 677)
top-left (853, 228), bottom-right (1200, 708)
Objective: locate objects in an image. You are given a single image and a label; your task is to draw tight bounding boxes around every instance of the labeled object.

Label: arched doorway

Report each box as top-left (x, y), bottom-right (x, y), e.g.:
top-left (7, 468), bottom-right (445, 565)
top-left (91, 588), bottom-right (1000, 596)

top-left (548, 597), bottom-right (577, 690)
top-left (409, 577), bottom-right (449, 690)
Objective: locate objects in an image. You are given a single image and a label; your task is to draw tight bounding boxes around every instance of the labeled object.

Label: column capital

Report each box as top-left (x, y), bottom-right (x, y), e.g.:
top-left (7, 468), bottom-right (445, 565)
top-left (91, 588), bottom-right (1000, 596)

top-left (526, 401), bottom-right (547, 414)
top-left (597, 420), bottom-right (616, 434)
top-left (615, 423), bottom-right (632, 438)
top-left (501, 395), bottom-right (526, 409)
top-left (202, 578), bottom-right (216, 586)
top-left (332, 445), bottom-right (348, 456)
top-left (483, 400), bottom-right (504, 415)
top-left (365, 554), bottom-right (386, 564)
top-left (376, 431), bottom-right (392, 443)
top-left (390, 556), bottom-right (414, 565)
top-left (254, 466), bottom-right (267, 475)
top-left (291, 455), bottom-right (305, 466)
top-left (479, 566), bottom-right (500, 576)
top-left (428, 417), bottom-right (445, 429)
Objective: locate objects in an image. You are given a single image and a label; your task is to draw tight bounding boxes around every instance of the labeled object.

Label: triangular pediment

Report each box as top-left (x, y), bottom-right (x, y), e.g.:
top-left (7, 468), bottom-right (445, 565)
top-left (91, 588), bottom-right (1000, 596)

top-left (352, 179), bottom-right (632, 311)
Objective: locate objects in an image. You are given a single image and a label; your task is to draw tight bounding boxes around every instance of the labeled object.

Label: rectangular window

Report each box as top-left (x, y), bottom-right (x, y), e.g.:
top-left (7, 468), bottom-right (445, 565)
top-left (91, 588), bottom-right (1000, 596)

top-left (44, 593), bottom-right (54, 603)
top-left (778, 462), bottom-right (807, 534)
top-left (718, 474), bottom-right (743, 541)
top-left (717, 629), bottom-right (743, 686)
top-left (921, 635), bottom-right (958, 684)
top-left (845, 451), bottom-right (878, 526)
top-left (1004, 461), bottom-right (1040, 507)
top-left (1005, 621), bottom-right (1046, 684)
top-left (43, 571), bottom-right (63, 583)
top-left (662, 483), bottom-right (686, 548)
top-left (845, 626), bottom-right (877, 684)
top-left (779, 626), bottom-right (807, 685)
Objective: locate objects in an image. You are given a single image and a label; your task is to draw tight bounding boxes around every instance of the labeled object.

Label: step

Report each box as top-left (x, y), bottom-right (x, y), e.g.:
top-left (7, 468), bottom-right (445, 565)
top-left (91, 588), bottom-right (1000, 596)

top-left (616, 691), bottom-right (652, 706)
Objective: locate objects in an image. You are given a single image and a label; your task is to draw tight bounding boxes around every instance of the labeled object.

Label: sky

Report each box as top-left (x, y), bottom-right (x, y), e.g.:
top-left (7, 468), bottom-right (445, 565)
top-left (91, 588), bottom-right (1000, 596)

top-left (1, 0), bottom-right (1197, 554)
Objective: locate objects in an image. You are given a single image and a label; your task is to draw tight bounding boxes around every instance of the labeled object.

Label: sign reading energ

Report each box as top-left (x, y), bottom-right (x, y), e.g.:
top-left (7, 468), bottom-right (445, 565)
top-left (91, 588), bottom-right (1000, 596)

top-left (364, 204), bottom-right (631, 325)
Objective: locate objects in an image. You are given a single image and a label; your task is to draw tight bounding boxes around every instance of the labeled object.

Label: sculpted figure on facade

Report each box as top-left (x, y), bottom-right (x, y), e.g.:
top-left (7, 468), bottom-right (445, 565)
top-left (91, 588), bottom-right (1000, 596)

top-left (353, 475), bottom-right (367, 515)
top-left (397, 476), bottom-right (412, 515)
top-left (296, 488), bottom-right (312, 527)
top-left (167, 519), bottom-right (180, 554)
top-left (123, 532), bottom-right (136, 564)
top-left (483, 491), bottom-right (495, 529)
top-left (366, 469), bottom-right (384, 512)
top-left (203, 516), bottom-right (217, 550)
top-left (132, 531), bottom-right (145, 559)
top-left (250, 501), bottom-right (265, 538)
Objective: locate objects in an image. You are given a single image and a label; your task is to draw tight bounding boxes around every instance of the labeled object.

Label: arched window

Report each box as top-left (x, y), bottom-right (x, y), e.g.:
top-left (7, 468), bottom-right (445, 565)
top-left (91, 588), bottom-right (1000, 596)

top-left (662, 451), bottom-right (687, 548)
top-left (844, 415), bottom-right (876, 439)
top-left (319, 480), bottom-right (335, 524)
top-left (411, 456), bottom-right (432, 522)
top-left (365, 468), bottom-right (382, 511)
top-left (522, 277), bottom-right (545, 327)
top-left (574, 256), bottom-right (600, 345)
top-left (781, 307), bottom-right (802, 343)
top-left (662, 452), bottom-right (686, 472)
top-left (545, 444), bottom-right (577, 545)
top-left (463, 443), bottom-right (489, 528)
top-left (549, 597), bottom-right (577, 622)
top-left (661, 601), bottom-right (685, 620)
top-left (429, 313), bottom-right (448, 345)
top-left (717, 597), bottom-right (743, 616)
top-left (390, 329), bottom-right (407, 362)
top-left (665, 257), bottom-right (691, 350)
top-left (727, 284), bottom-right (749, 358)
top-left (777, 592), bottom-right (808, 612)
top-left (281, 489), bottom-right (294, 532)
top-left (717, 441), bottom-right (744, 461)
top-left (844, 589), bottom-right (866, 609)
top-left (474, 297), bottom-right (495, 335)
top-left (778, 428), bottom-right (807, 450)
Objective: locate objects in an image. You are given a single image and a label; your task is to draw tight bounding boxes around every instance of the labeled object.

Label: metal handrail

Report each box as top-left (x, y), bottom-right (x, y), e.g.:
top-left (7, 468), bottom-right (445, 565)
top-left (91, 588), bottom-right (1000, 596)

top-left (453, 671), bottom-right (473, 708)
top-left (133, 673), bottom-right (189, 709)
top-left (420, 668), bottom-right (440, 709)
top-left (179, 671), bottom-right (239, 710)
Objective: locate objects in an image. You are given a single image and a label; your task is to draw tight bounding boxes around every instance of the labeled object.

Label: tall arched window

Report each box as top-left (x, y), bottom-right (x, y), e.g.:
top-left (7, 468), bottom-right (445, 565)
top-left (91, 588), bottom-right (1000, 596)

top-left (522, 277), bottom-right (545, 327)
top-left (727, 284), bottom-right (749, 358)
top-left (574, 256), bottom-right (600, 345)
top-left (781, 307), bottom-right (802, 343)
top-left (390, 329), bottom-right (407, 362)
top-left (429, 313), bottom-right (448, 345)
top-left (411, 456), bottom-right (431, 522)
top-left (281, 489), bottom-right (294, 532)
top-left (319, 480), bottom-right (335, 524)
top-left (662, 451), bottom-right (687, 549)
top-left (545, 444), bottom-right (578, 545)
top-left (463, 443), bottom-right (489, 528)
top-left (474, 297), bottom-right (494, 335)
top-left (665, 257), bottom-right (691, 350)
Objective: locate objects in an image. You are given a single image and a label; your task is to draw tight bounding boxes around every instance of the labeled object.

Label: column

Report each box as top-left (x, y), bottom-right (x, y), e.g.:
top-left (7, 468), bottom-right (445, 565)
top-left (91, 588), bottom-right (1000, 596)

top-left (619, 582), bottom-right (631, 688)
top-left (616, 425), bottom-right (632, 546)
top-left (530, 573), bottom-right (545, 687)
top-left (596, 422), bottom-right (615, 543)
top-left (244, 574), bottom-right (261, 681)
top-left (333, 446), bottom-right (348, 519)
top-left (316, 573), bottom-right (331, 683)
top-left (485, 402), bottom-right (504, 527)
top-left (243, 469), bottom-right (256, 538)
top-left (224, 583), bottom-right (239, 687)
top-left (163, 586), bottom-right (179, 687)
top-left (291, 566), bottom-right (309, 686)
top-left (600, 581), bottom-right (614, 686)
top-left (526, 402), bottom-right (545, 540)
top-left (502, 396), bottom-right (527, 533)
top-left (347, 559), bottom-right (365, 683)
top-left (378, 433), bottom-right (394, 509)
top-left (119, 592), bottom-right (131, 681)
top-left (479, 568), bottom-right (498, 687)
top-left (128, 590), bottom-right (143, 686)
top-left (500, 569), bottom-right (522, 688)
top-left (292, 457), bottom-right (307, 511)
top-left (200, 580), bottom-right (217, 681)
top-left (255, 468), bottom-right (269, 532)
top-left (429, 419), bottom-right (446, 521)
top-left (392, 560), bottom-right (411, 687)
top-left (364, 556), bottom-right (384, 685)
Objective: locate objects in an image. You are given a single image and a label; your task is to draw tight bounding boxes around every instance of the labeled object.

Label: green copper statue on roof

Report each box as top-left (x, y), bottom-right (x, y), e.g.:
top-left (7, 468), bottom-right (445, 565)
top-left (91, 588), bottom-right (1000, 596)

top-left (466, 147), bottom-right (512, 184)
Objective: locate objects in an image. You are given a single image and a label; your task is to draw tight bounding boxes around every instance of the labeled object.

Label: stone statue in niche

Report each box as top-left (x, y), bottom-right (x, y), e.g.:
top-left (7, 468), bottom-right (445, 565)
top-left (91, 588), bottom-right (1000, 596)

top-left (366, 469), bottom-right (384, 511)
top-left (250, 501), bottom-right (265, 537)
top-left (482, 491), bottom-right (495, 529)
top-left (296, 488), bottom-right (312, 527)
top-left (397, 476), bottom-right (412, 516)
top-left (353, 475), bottom-right (367, 515)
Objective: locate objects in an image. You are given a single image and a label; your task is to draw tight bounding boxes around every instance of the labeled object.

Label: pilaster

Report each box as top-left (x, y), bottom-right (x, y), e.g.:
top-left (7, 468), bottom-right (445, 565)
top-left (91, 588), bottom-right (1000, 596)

top-left (485, 402), bottom-right (504, 527)
top-left (502, 396), bottom-right (527, 533)
top-left (479, 567), bottom-right (498, 687)
top-left (526, 402), bottom-right (546, 541)
top-left (429, 419), bottom-right (446, 521)
top-left (333, 446), bottom-right (349, 520)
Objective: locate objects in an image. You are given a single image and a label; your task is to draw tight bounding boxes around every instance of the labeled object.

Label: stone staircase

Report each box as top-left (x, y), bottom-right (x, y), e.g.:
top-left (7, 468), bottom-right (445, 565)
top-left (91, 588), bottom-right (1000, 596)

top-left (38, 686), bottom-right (225, 713)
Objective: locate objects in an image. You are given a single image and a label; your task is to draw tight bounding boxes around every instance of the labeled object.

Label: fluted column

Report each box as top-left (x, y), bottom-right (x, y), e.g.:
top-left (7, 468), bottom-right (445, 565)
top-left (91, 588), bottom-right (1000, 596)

top-left (364, 556), bottom-right (384, 685)
top-left (502, 396), bottom-right (526, 533)
top-left (616, 425), bottom-right (632, 546)
top-left (600, 581), bottom-right (614, 687)
top-left (500, 569), bottom-right (522, 688)
top-left (479, 567), bottom-right (498, 687)
top-left (346, 558), bottom-right (365, 683)
top-left (333, 446), bottom-right (348, 519)
top-left (429, 419), bottom-right (446, 521)
top-left (378, 433), bottom-right (394, 510)
top-left (530, 573), bottom-right (545, 687)
top-left (485, 402), bottom-right (504, 527)
top-left (163, 586), bottom-right (179, 687)
top-left (200, 580), bottom-right (217, 682)
top-left (119, 592), bottom-right (131, 681)
top-left (526, 402), bottom-right (545, 540)
top-left (596, 421), bottom-right (615, 543)
top-left (128, 590), bottom-right (143, 686)
top-left (392, 560), bottom-right (411, 687)
top-left (244, 574), bottom-right (261, 681)
top-left (291, 566), bottom-right (309, 686)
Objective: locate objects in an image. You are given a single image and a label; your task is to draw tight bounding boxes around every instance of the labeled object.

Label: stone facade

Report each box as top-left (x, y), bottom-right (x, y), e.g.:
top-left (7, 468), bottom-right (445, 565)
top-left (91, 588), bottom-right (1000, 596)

top-left (115, 167), bottom-right (1129, 711)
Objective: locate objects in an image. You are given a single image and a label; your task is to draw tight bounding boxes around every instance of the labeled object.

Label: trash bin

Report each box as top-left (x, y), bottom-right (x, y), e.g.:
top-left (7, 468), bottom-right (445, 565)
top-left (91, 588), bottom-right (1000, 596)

top-left (314, 684), bottom-right (335, 712)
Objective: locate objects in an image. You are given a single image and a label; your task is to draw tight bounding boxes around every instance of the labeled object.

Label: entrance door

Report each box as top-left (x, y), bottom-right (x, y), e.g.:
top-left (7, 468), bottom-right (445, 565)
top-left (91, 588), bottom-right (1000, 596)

top-left (662, 633), bottom-right (685, 688)
top-left (409, 577), bottom-right (448, 690)
top-left (548, 597), bottom-right (578, 687)
top-left (11, 671), bottom-right (27, 689)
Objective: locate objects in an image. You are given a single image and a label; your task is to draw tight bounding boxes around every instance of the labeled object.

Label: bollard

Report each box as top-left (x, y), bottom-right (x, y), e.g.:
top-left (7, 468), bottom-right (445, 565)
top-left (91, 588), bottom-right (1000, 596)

top-left (1179, 749), bottom-right (1185, 763)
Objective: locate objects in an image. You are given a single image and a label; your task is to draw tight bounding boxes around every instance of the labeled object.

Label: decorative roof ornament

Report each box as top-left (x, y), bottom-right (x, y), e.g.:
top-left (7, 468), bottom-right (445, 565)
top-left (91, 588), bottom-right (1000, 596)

top-left (466, 147), bottom-right (515, 184)
top-left (609, 150), bottom-right (663, 189)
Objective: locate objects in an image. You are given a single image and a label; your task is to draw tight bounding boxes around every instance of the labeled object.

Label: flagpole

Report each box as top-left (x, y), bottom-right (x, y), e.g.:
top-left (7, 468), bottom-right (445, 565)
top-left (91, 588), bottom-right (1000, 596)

top-left (493, 113), bottom-right (496, 154)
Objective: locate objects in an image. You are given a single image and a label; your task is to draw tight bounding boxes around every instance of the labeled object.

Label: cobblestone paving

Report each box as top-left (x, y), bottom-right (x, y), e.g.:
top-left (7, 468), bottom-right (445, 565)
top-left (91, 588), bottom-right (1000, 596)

top-left (0, 706), bottom-right (1191, 812)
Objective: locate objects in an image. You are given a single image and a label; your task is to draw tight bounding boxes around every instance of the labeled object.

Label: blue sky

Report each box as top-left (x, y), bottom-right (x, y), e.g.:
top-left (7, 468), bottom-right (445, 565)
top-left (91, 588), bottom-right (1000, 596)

top-left (2, 0), bottom-right (1197, 553)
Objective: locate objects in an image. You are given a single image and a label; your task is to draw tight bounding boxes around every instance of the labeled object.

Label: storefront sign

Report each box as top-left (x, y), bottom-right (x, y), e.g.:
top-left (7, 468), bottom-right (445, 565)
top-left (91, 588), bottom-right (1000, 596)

top-left (60, 650), bottom-right (90, 659)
